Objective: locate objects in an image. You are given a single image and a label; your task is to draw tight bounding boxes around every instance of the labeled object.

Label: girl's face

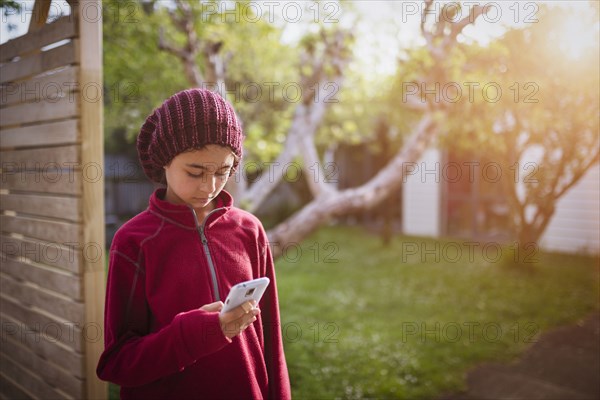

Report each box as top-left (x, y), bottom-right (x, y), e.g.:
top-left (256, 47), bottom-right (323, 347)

top-left (163, 144), bottom-right (235, 215)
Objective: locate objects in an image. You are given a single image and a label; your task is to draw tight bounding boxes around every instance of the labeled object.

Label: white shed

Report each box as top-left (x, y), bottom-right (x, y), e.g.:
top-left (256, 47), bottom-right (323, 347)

top-left (402, 148), bottom-right (600, 255)
top-left (539, 162), bottom-right (600, 254)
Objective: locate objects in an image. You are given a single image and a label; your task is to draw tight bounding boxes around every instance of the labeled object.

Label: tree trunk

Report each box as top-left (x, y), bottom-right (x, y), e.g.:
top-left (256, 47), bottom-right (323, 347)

top-left (156, 1), bottom-right (488, 260)
top-left (267, 115), bottom-right (436, 259)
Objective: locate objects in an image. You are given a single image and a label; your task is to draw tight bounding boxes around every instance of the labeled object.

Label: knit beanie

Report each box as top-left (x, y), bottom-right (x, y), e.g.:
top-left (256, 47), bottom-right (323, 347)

top-left (137, 88), bottom-right (244, 184)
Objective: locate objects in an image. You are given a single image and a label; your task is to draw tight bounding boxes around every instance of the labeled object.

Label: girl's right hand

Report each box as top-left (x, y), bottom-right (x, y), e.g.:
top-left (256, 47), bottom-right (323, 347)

top-left (218, 300), bottom-right (260, 339)
top-left (200, 301), bottom-right (224, 313)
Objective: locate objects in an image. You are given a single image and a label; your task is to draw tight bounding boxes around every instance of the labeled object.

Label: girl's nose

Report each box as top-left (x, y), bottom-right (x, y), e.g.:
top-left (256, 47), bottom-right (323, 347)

top-left (199, 173), bottom-right (217, 193)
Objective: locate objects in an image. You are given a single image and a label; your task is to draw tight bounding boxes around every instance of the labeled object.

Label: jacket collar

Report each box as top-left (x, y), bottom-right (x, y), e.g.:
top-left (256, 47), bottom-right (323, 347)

top-left (148, 187), bottom-right (233, 229)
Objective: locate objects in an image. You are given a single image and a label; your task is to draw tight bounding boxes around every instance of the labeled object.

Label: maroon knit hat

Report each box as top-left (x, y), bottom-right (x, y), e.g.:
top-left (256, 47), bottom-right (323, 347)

top-left (137, 88), bottom-right (244, 183)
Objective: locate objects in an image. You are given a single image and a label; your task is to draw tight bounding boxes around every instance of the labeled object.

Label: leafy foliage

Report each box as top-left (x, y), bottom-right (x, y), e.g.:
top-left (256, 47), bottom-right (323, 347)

top-left (103, 1), bottom-right (599, 247)
top-left (103, 0), bottom-right (188, 155)
top-left (439, 5), bottom-right (599, 244)
top-left (103, 0), bottom-right (298, 162)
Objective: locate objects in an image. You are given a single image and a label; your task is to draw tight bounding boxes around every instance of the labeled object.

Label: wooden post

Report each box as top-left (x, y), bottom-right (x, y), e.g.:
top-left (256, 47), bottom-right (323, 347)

top-left (28, 0), bottom-right (51, 32)
top-left (76, 0), bottom-right (107, 398)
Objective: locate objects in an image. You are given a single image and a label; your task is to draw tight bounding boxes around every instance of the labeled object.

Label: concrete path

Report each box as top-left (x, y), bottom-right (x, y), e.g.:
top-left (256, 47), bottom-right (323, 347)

top-left (440, 312), bottom-right (600, 400)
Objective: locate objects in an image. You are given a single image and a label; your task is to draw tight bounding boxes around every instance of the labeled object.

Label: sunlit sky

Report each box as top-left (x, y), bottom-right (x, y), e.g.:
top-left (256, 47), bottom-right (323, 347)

top-left (1, 0), bottom-right (598, 75)
top-left (347, 0), bottom-right (599, 75)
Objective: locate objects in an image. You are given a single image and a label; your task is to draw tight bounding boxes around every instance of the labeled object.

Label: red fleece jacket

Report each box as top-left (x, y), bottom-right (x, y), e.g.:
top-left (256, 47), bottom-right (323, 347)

top-left (97, 188), bottom-right (291, 399)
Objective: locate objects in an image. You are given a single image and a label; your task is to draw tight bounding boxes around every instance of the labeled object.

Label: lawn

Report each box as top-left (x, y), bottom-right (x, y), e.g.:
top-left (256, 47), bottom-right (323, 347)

top-left (106, 225), bottom-right (599, 399)
top-left (276, 226), bottom-right (599, 399)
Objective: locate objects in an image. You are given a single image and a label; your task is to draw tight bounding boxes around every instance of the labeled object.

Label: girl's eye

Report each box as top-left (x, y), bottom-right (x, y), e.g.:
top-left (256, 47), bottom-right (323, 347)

top-left (187, 171), bottom-right (229, 179)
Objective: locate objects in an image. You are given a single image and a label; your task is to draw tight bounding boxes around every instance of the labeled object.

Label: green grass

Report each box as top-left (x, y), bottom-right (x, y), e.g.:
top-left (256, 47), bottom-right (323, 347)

top-left (276, 226), bottom-right (600, 399)
top-left (106, 226), bottom-right (599, 399)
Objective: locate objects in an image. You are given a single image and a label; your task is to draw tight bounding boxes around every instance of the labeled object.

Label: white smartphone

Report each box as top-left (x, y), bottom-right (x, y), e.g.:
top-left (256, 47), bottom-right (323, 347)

top-left (220, 277), bottom-right (270, 314)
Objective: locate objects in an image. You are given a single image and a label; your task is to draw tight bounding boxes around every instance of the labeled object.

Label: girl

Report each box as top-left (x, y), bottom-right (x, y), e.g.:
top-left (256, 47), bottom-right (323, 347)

top-left (97, 88), bottom-right (291, 399)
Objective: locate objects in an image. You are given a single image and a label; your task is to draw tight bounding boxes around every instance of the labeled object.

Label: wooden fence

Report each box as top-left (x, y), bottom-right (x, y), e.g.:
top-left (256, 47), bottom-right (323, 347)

top-left (0, 0), bottom-right (106, 398)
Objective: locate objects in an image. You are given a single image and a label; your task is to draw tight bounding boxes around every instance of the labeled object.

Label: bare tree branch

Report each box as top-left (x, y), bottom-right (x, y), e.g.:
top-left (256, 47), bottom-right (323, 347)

top-left (264, 0), bottom-right (489, 257)
top-left (241, 28), bottom-right (351, 211)
top-left (267, 115), bottom-right (436, 258)
top-left (449, 5), bottom-right (486, 42)
top-left (157, 27), bottom-right (186, 60)
top-left (241, 123), bottom-right (301, 213)
top-left (420, 0), bottom-right (434, 46)
top-left (298, 110), bottom-right (337, 199)
top-left (158, 3), bottom-right (204, 87)
top-left (153, 0), bottom-right (492, 258)
top-left (555, 148), bottom-right (600, 199)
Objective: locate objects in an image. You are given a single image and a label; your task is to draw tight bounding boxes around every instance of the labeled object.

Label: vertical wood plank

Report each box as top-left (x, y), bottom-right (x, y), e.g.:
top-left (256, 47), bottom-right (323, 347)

top-left (28, 0), bottom-right (52, 33)
top-left (76, 1), bottom-right (107, 398)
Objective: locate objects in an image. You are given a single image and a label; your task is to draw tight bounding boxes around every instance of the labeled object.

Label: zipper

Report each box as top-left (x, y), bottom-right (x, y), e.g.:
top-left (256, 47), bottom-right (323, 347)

top-left (189, 205), bottom-right (224, 302)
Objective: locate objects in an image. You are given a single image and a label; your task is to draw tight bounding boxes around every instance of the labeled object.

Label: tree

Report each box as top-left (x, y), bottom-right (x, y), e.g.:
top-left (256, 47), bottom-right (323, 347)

top-left (103, 0), bottom-right (299, 172)
top-left (103, 1), bottom-right (598, 261)
top-left (155, 0), bottom-right (356, 207)
top-left (264, 1), bottom-right (487, 257)
top-left (443, 5), bottom-right (599, 249)
top-left (103, 0), bottom-right (189, 155)
top-left (105, 0), bottom-right (489, 258)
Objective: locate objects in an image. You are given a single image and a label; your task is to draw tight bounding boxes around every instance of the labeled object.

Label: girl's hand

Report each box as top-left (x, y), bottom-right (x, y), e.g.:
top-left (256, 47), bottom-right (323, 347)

top-left (219, 300), bottom-right (260, 339)
top-left (200, 301), bottom-right (224, 313)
